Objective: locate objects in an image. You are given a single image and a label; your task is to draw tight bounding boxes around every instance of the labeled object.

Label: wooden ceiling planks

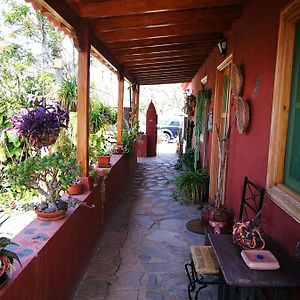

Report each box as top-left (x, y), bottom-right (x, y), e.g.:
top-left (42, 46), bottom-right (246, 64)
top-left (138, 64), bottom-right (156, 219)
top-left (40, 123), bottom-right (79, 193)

top-left (47, 0), bottom-right (245, 84)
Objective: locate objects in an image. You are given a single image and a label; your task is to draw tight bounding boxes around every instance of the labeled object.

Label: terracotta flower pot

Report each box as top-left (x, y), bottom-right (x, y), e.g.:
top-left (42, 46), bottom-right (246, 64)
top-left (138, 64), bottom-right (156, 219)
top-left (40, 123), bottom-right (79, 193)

top-left (35, 209), bottom-right (66, 221)
top-left (96, 155), bottom-right (111, 167)
top-left (67, 183), bottom-right (84, 195)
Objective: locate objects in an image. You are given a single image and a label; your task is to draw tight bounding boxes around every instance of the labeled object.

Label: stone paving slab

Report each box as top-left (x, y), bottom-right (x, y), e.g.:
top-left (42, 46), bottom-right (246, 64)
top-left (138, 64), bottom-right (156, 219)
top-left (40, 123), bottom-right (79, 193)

top-left (74, 146), bottom-right (218, 300)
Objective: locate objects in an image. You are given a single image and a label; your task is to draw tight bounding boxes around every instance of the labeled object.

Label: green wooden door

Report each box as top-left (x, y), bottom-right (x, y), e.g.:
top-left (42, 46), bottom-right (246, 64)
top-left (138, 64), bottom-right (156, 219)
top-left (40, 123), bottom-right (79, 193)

top-left (283, 22), bottom-right (300, 193)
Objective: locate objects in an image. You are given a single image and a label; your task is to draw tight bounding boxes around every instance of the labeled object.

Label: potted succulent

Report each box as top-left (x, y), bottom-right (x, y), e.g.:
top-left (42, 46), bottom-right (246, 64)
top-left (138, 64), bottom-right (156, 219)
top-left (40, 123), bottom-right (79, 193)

top-left (9, 97), bottom-right (69, 148)
top-left (0, 237), bottom-right (21, 287)
top-left (8, 152), bottom-right (83, 220)
top-left (96, 147), bottom-right (112, 167)
top-left (67, 178), bottom-right (84, 195)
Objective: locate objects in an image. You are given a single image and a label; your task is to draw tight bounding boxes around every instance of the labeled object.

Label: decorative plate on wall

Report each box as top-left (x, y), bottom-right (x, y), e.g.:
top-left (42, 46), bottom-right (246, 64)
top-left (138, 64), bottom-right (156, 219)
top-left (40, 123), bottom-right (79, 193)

top-left (231, 63), bottom-right (243, 99)
top-left (236, 97), bottom-right (250, 134)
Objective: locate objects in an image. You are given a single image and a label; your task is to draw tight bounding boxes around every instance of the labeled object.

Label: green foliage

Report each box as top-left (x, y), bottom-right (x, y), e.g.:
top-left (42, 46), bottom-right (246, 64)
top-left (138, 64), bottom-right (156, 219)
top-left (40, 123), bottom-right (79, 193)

top-left (58, 76), bottom-right (77, 111)
top-left (0, 237), bottom-right (21, 269)
top-left (53, 129), bottom-right (75, 158)
top-left (175, 169), bottom-right (209, 205)
top-left (122, 121), bottom-right (139, 155)
top-left (175, 148), bottom-right (195, 171)
top-left (90, 100), bottom-right (117, 134)
top-left (7, 152), bottom-right (82, 203)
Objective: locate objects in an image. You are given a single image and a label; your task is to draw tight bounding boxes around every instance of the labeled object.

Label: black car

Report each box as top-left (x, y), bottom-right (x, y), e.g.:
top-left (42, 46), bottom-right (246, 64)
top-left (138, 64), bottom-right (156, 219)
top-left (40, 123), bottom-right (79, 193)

top-left (157, 119), bottom-right (182, 143)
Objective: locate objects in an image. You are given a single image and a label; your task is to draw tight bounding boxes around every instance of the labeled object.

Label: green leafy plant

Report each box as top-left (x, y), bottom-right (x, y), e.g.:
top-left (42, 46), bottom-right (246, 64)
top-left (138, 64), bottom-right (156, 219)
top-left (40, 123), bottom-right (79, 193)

top-left (175, 169), bottom-right (209, 205)
top-left (0, 237), bottom-right (21, 277)
top-left (175, 148), bottom-right (195, 171)
top-left (7, 152), bottom-right (82, 210)
top-left (97, 146), bottom-right (112, 157)
top-left (57, 76), bottom-right (77, 112)
top-left (122, 121), bottom-right (139, 156)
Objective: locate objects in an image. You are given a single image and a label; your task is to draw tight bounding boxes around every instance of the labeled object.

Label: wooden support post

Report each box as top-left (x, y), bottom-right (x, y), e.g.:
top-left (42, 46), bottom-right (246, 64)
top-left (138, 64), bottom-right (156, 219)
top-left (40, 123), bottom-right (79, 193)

top-left (131, 84), bottom-right (137, 123)
top-left (116, 70), bottom-right (124, 146)
top-left (135, 84), bottom-right (140, 122)
top-left (76, 21), bottom-right (90, 176)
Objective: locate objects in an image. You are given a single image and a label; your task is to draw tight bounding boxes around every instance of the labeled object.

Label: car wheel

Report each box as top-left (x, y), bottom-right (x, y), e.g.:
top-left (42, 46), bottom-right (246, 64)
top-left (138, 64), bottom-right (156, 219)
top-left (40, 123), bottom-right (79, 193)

top-left (163, 132), bottom-right (171, 143)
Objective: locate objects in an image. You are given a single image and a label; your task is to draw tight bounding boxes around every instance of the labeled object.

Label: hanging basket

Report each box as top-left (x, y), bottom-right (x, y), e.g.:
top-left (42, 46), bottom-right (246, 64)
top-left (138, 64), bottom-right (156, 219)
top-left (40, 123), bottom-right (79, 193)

top-left (30, 129), bottom-right (60, 148)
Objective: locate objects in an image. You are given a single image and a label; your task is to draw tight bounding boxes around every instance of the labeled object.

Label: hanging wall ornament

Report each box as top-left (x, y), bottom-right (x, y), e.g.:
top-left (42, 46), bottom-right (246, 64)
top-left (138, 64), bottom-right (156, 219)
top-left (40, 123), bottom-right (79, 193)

top-left (231, 63), bottom-right (243, 99)
top-left (236, 97), bottom-right (250, 134)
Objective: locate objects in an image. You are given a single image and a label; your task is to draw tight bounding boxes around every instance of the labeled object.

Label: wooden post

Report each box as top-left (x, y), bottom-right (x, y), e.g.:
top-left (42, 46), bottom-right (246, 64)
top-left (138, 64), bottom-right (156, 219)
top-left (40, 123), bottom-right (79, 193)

top-left (76, 21), bottom-right (90, 176)
top-left (116, 70), bottom-right (124, 146)
top-left (135, 84), bottom-right (140, 122)
top-left (131, 84), bottom-right (137, 122)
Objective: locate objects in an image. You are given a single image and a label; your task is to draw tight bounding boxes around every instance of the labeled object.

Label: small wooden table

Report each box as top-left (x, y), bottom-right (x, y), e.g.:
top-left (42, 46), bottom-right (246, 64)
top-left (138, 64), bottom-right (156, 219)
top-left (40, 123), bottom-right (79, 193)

top-left (208, 233), bottom-right (300, 300)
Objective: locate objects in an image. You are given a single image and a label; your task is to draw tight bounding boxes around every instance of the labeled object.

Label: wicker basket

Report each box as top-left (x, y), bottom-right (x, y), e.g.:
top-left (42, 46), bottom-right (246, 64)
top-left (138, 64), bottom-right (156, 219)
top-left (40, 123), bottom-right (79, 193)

top-left (31, 129), bottom-right (60, 148)
top-left (236, 97), bottom-right (250, 134)
top-left (231, 63), bottom-right (243, 99)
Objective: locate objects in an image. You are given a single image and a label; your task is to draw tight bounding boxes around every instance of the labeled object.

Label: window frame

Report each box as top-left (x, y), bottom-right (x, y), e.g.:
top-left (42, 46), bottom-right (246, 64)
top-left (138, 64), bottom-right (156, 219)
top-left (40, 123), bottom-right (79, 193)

top-left (266, 0), bottom-right (300, 223)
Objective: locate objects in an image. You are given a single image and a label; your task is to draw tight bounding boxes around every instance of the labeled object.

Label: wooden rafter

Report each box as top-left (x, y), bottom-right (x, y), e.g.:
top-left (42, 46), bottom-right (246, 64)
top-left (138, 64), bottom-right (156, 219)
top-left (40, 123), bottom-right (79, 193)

top-left (38, 0), bottom-right (245, 84)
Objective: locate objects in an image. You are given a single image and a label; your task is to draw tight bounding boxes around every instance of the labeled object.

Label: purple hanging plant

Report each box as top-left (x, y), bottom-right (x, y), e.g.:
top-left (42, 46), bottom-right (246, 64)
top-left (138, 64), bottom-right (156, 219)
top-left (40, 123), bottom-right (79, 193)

top-left (10, 97), bottom-right (69, 148)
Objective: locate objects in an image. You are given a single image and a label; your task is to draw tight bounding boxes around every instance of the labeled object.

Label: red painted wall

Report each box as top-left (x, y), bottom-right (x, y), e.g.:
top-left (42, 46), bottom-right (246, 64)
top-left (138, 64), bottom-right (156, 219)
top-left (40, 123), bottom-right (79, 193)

top-left (0, 151), bottom-right (137, 300)
top-left (190, 0), bottom-right (300, 261)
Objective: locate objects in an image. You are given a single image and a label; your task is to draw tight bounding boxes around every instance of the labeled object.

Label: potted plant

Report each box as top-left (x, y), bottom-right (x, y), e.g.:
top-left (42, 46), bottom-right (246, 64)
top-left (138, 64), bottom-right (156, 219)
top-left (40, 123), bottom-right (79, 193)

top-left (8, 152), bottom-right (83, 220)
top-left (67, 178), bottom-right (84, 195)
top-left (96, 146), bottom-right (112, 167)
top-left (0, 237), bottom-right (21, 287)
top-left (175, 168), bottom-right (209, 205)
top-left (122, 121), bottom-right (139, 158)
top-left (183, 93), bottom-right (196, 116)
top-left (9, 97), bottom-right (69, 148)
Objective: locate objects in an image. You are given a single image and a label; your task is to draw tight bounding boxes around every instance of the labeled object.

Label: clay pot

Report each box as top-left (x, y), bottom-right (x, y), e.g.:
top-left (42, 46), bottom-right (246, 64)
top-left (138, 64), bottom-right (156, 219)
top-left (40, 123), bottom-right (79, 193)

top-left (67, 183), bottom-right (84, 195)
top-left (35, 209), bottom-right (66, 221)
top-left (96, 155), bottom-right (111, 167)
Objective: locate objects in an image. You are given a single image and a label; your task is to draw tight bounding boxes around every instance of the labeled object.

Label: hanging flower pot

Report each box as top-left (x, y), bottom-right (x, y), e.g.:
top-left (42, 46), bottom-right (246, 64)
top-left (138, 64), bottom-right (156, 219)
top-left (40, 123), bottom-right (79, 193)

top-left (9, 97), bottom-right (69, 149)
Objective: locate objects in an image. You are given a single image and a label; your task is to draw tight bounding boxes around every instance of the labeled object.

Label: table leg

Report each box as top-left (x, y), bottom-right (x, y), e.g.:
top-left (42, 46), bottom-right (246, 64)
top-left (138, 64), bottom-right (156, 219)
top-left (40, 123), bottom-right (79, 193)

top-left (239, 287), bottom-right (256, 300)
top-left (218, 271), bottom-right (230, 300)
top-left (273, 288), bottom-right (290, 300)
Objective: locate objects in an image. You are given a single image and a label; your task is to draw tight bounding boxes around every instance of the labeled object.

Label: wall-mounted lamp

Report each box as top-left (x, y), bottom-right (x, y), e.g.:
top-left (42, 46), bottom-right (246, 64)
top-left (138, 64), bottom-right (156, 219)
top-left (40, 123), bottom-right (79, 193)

top-left (217, 39), bottom-right (227, 55)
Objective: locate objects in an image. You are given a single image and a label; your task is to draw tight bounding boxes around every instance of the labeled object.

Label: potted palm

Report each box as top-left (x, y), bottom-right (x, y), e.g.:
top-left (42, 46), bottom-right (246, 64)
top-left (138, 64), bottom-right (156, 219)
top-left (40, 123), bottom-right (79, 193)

top-left (8, 152), bottom-right (83, 220)
top-left (0, 237), bottom-right (21, 288)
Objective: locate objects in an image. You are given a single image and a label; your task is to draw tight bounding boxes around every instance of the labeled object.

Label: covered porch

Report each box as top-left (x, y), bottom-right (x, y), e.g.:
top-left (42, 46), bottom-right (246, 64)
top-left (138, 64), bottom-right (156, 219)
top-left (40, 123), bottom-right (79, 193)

top-left (1, 0), bottom-right (300, 300)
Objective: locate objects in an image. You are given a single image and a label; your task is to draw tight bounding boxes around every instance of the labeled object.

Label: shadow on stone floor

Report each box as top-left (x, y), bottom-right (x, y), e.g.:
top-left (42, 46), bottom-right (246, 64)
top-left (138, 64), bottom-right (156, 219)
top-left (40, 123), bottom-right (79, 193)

top-left (74, 148), bottom-right (218, 300)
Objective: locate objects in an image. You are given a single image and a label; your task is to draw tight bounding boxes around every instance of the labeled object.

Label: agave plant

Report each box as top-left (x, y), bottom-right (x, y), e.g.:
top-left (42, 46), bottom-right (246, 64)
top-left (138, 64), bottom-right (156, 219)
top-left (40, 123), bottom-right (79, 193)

top-left (0, 237), bottom-right (21, 277)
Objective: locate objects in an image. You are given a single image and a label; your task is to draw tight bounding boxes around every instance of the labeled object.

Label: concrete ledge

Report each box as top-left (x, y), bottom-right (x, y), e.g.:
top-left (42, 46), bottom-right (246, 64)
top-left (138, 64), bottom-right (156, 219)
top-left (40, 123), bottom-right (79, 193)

top-left (0, 151), bottom-right (137, 300)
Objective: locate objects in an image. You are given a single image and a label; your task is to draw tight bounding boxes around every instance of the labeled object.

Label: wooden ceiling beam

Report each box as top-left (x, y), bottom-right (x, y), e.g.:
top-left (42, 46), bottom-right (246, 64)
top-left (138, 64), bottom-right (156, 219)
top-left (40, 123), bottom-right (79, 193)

top-left (122, 53), bottom-right (207, 63)
top-left (79, 0), bottom-right (244, 18)
top-left (125, 57), bottom-right (206, 67)
top-left (118, 47), bottom-right (211, 60)
top-left (134, 69), bottom-right (198, 76)
top-left (97, 22), bottom-right (231, 42)
top-left (93, 6), bottom-right (241, 32)
top-left (107, 33), bottom-right (223, 49)
top-left (131, 67), bottom-right (200, 75)
top-left (126, 62), bottom-right (201, 71)
top-left (112, 41), bottom-right (217, 56)
top-left (139, 78), bottom-right (193, 85)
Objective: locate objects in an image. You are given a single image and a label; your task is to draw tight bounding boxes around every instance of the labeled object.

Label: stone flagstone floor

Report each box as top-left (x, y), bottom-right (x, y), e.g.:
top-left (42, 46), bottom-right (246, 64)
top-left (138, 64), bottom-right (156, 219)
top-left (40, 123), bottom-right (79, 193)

top-left (74, 145), bottom-right (217, 300)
